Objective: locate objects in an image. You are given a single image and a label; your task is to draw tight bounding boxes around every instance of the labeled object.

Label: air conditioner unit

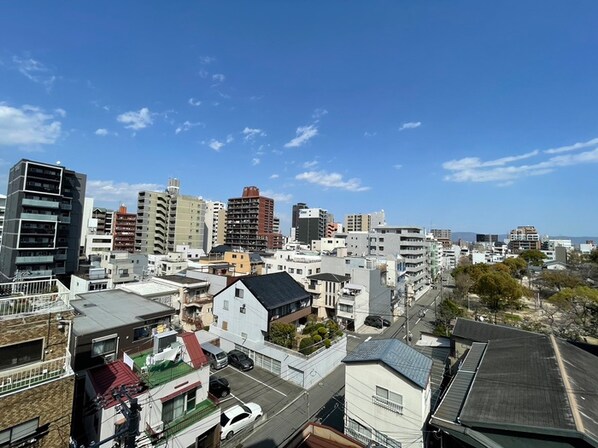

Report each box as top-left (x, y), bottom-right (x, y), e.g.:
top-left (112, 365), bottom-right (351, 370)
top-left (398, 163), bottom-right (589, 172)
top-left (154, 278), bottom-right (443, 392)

top-left (104, 353), bottom-right (116, 363)
top-left (149, 421), bottom-right (164, 434)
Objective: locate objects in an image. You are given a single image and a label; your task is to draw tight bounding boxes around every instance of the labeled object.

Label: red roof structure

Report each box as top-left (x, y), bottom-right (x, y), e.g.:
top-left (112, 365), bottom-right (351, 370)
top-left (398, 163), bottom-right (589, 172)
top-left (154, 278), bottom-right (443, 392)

top-left (88, 360), bottom-right (142, 408)
top-left (181, 332), bottom-right (209, 369)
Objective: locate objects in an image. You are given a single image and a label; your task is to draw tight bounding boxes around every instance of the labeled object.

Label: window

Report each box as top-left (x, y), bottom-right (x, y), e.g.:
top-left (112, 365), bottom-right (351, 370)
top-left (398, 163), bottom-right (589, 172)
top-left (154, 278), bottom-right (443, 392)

top-left (374, 386), bottom-right (403, 414)
top-left (0, 418), bottom-right (39, 447)
top-left (0, 339), bottom-right (43, 371)
top-left (296, 269), bottom-right (303, 274)
top-left (235, 288), bottom-right (244, 299)
top-left (91, 335), bottom-right (118, 357)
top-left (288, 268), bottom-right (294, 274)
top-left (162, 388), bottom-right (197, 424)
top-left (223, 300), bottom-right (229, 311)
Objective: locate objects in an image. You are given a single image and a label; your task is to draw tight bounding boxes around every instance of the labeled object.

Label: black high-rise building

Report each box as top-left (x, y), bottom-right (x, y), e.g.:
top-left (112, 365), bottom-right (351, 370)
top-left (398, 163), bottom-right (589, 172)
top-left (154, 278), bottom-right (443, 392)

top-left (291, 202), bottom-right (308, 229)
top-left (0, 159), bottom-right (86, 279)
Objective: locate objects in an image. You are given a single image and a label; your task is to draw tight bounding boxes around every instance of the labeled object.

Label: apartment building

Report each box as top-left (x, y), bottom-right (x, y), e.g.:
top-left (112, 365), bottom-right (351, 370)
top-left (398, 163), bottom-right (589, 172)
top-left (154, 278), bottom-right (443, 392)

top-left (0, 278), bottom-right (75, 448)
top-left (508, 225), bottom-right (541, 252)
top-left (0, 194), bottom-right (6, 248)
top-left (112, 204), bottom-right (136, 252)
top-left (346, 226), bottom-right (431, 298)
top-left (262, 249), bottom-right (322, 287)
top-left (296, 208), bottom-right (328, 245)
top-left (344, 210), bottom-right (385, 232)
top-left (136, 179), bottom-right (206, 255)
top-left (225, 186), bottom-right (282, 251)
top-left (91, 207), bottom-right (115, 235)
top-left (0, 159), bottom-right (86, 279)
top-left (204, 200), bottom-right (226, 253)
top-left (431, 228), bottom-right (452, 249)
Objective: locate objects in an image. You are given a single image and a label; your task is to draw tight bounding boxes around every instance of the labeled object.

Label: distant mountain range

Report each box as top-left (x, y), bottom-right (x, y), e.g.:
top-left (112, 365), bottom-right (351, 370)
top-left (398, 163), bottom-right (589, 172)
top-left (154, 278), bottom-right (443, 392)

top-left (452, 232), bottom-right (597, 246)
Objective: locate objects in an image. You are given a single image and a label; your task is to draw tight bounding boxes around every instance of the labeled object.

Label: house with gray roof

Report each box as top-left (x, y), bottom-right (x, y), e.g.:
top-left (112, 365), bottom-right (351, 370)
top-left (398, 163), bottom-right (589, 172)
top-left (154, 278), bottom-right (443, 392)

top-left (342, 339), bottom-right (433, 448)
top-left (431, 334), bottom-right (598, 448)
top-left (209, 271), bottom-right (347, 388)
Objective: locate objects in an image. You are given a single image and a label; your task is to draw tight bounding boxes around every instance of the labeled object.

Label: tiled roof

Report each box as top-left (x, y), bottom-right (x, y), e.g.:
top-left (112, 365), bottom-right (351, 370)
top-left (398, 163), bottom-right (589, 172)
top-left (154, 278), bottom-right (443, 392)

top-left (342, 339), bottom-right (432, 389)
top-left (238, 272), bottom-right (311, 309)
top-left (88, 360), bottom-right (142, 408)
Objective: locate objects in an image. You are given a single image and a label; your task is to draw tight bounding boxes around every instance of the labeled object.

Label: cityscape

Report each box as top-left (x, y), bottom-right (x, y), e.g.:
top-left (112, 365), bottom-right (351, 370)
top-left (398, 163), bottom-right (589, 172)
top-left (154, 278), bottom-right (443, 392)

top-left (1, 3), bottom-right (598, 448)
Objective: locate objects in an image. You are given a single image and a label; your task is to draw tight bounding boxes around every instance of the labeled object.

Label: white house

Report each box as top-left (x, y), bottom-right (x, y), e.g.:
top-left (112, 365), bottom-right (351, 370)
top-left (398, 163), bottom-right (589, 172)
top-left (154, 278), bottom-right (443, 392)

top-left (83, 331), bottom-right (220, 447)
top-left (262, 249), bottom-right (322, 288)
top-left (342, 339), bottom-right (433, 448)
top-left (209, 271), bottom-right (347, 388)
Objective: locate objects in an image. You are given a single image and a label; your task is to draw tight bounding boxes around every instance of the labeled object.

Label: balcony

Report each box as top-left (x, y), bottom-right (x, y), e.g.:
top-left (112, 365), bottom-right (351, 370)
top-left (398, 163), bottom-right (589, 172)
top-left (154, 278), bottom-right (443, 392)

top-left (22, 198), bottom-right (60, 209)
top-left (59, 216), bottom-right (71, 224)
top-left (0, 278), bottom-right (70, 320)
top-left (130, 349), bottom-right (195, 388)
top-left (0, 353), bottom-right (73, 397)
top-left (15, 255), bottom-right (54, 264)
top-left (147, 398), bottom-right (219, 445)
top-left (336, 309), bottom-right (354, 320)
top-left (21, 213), bottom-right (57, 222)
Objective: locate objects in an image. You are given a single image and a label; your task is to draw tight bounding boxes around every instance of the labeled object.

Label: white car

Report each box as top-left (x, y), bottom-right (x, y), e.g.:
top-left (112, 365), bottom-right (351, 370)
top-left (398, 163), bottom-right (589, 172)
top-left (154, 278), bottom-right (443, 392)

top-left (220, 402), bottom-right (263, 440)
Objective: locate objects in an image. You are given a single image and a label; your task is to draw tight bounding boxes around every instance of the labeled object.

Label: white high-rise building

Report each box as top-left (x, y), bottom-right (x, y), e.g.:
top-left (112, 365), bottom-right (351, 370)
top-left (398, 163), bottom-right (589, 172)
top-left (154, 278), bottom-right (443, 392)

top-left (205, 200), bottom-right (226, 253)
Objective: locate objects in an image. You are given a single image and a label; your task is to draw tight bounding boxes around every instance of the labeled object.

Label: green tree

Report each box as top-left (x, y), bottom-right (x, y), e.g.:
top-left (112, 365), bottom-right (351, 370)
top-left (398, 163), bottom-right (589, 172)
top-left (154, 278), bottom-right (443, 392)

top-left (434, 298), bottom-right (465, 336)
top-left (589, 249), bottom-right (598, 264)
top-left (501, 257), bottom-right (527, 278)
top-left (269, 322), bottom-right (296, 349)
top-left (538, 270), bottom-right (582, 292)
top-left (549, 286), bottom-right (598, 339)
top-left (519, 249), bottom-right (547, 267)
top-left (474, 271), bottom-right (523, 322)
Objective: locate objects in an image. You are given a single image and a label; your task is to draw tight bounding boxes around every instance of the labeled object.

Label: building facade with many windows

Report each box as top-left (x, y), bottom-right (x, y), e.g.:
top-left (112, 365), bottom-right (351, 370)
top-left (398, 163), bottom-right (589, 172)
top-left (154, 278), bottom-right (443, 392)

top-left (0, 159), bottom-right (86, 279)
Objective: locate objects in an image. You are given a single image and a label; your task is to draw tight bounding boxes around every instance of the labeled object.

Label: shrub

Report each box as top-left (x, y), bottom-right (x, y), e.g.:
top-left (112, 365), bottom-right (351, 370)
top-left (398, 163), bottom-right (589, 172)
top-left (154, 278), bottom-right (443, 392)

top-left (317, 326), bottom-right (328, 336)
top-left (299, 337), bottom-right (315, 355)
top-left (324, 338), bottom-right (331, 348)
top-left (313, 334), bottom-right (322, 343)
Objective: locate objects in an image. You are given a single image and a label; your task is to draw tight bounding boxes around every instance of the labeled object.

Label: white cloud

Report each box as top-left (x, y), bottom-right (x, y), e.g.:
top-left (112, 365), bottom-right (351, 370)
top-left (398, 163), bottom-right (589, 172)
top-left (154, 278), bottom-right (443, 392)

top-left (199, 69), bottom-right (209, 79)
top-left (87, 180), bottom-right (162, 205)
top-left (284, 125), bottom-right (318, 148)
top-left (393, 164), bottom-right (403, 170)
top-left (54, 108), bottom-right (66, 117)
top-left (270, 174), bottom-right (280, 179)
top-left (226, 134), bottom-right (234, 144)
top-left (302, 160), bottom-right (318, 169)
top-left (251, 158), bottom-right (260, 166)
top-left (443, 145), bottom-right (598, 184)
top-left (312, 108), bottom-right (328, 119)
top-left (175, 121), bottom-right (204, 134)
top-left (544, 137), bottom-right (598, 154)
top-left (399, 121), bottom-right (422, 131)
top-left (212, 73), bottom-right (225, 83)
top-left (261, 190), bottom-right (292, 202)
top-left (364, 131), bottom-right (377, 137)
top-left (116, 107), bottom-right (153, 130)
top-left (0, 103), bottom-right (62, 146)
top-left (199, 56), bottom-right (215, 64)
top-left (208, 139), bottom-right (225, 151)
top-left (12, 56), bottom-right (56, 91)
top-left (95, 128), bottom-right (109, 136)
top-left (295, 170), bottom-right (370, 192)
top-left (242, 127), bottom-right (266, 141)
top-left (188, 98), bottom-right (202, 107)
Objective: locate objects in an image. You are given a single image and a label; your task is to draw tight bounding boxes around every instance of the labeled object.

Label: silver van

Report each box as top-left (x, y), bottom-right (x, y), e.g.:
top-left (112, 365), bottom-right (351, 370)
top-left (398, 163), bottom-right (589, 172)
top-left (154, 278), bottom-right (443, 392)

top-left (202, 342), bottom-right (228, 370)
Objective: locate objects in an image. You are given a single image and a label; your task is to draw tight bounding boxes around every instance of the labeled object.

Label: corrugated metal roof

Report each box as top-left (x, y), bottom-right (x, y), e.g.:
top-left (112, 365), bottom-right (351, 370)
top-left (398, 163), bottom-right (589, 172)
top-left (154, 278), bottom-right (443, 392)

top-left (88, 360), bottom-right (142, 409)
top-left (453, 318), bottom-right (533, 343)
top-left (342, 339), bottom-right (432, 389)
top-left (181, 332), bottom-right (208, 369)
top-left (459, 342), bottom-right (486, 372)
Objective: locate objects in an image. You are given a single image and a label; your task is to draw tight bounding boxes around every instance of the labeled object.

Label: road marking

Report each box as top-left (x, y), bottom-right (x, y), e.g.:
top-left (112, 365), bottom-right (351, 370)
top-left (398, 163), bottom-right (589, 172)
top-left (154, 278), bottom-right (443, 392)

top-left (364, 336), bottom-right (372, 342)
top-left (235, 369), bottom-right (287, 397)
top-left (346, 333), bottom-right (360, 339)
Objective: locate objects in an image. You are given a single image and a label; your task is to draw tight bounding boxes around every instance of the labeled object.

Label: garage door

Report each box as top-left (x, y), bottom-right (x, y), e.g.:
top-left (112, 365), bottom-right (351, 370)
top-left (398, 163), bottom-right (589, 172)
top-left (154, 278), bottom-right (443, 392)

top-left (235, 345), bottom-right (281, 376)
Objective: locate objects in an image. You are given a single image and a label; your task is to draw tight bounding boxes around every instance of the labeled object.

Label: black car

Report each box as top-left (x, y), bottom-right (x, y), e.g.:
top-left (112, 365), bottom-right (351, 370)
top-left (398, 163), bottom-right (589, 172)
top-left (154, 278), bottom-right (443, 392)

top-left (364, 315), bottom-right (391, 328)
top-left (209, 376), bottom-right (231, 398)
top-left (227, 350), bottom-right (254, 371)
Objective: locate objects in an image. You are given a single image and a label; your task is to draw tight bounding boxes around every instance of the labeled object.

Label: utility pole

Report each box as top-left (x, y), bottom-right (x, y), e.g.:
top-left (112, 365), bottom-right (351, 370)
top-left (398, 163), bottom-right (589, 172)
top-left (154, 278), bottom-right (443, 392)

top-left (405, 282), bottom-right (412, 346)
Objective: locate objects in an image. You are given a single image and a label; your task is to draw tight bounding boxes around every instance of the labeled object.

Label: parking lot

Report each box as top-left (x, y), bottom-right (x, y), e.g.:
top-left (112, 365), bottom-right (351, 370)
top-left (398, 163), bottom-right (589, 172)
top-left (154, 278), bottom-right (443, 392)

top-left (213, 364), bottom-right (304, 444)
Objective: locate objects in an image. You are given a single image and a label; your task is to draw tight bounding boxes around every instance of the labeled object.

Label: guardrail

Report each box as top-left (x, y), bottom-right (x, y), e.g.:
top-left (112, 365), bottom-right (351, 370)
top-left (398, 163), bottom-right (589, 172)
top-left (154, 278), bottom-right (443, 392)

top-left (0, 354), bottom-right (72, 396)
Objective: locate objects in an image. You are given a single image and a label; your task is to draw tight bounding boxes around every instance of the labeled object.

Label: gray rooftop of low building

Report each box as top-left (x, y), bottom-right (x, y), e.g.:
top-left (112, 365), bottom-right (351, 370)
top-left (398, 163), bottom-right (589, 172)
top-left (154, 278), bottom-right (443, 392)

top-left (72, 289), bottom-right (175, 335)
top-left (307, 273), bottom-right (351, 283)
top-left (156, 275), bottom-right (209, 285)
top-left (343, 339), bottom-right (433, 389)
top-left (452, 317), bottom-right (534, 343)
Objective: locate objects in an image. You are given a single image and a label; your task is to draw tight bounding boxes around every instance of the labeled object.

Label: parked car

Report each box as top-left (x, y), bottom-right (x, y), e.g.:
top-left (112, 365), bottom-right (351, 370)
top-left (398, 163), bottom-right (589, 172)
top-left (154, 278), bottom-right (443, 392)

top-left (364, 315), bottom-right (391, 328)
top-left (220, 402), bottom-right (263, 440)
top-left (209, 375), bottom-right (230, 398)
top-left (228, 349), bottom-right (254, 371)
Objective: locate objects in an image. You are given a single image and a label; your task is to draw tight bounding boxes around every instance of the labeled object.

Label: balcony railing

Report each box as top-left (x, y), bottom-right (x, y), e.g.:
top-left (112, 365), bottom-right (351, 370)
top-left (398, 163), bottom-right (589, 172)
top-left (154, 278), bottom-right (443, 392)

top-left (21, 213), bottom-right (58, 222)
top-left (0, 278), bottom-right (70, 319)
top-left (22, 198), bottom-right (60, 209)
top-left (372, 395), bottom-right (403, 414)
top-left (0, 353), bottom-right (73, 396)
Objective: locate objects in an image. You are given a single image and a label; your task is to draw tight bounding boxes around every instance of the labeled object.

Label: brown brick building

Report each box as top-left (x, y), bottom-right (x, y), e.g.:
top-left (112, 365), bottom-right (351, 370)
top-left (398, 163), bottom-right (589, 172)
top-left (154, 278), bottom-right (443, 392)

top-left (0, 279), bottom-right (75, 447)
top-left (112, 204), bottom-right (136, 253)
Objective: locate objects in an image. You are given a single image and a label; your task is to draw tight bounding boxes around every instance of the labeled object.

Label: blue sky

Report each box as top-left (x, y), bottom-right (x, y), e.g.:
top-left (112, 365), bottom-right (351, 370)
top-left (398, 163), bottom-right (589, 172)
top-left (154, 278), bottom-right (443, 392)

top-left (1, 2), bottom-right (597, 236)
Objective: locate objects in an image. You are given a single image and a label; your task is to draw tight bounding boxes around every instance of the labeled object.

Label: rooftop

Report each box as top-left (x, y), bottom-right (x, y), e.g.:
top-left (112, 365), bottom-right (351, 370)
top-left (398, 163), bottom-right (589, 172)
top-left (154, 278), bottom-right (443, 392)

top-left (343, 338), bottom-right (432, 389)
top-left (308, 273), bottom-right (351, 283)
top-left (88, 360), bottom-right (143, 408)
top-left (231, 272), bottom-right (311, 309)
top-left (72, 289), bottom-right (175, 335)
top-left (452, 317), bottom-right (535, 343)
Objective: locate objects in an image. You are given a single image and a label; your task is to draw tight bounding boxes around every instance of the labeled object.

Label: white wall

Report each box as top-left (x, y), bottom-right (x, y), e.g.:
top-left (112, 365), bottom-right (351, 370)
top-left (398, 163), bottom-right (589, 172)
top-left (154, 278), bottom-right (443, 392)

top-left (345, 363), bottom-right (428, 448)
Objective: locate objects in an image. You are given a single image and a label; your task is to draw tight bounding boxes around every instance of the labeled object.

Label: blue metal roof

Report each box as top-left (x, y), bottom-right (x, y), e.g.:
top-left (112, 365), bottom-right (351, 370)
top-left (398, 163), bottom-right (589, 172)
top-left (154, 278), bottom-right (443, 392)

top-left (342, 339), bottom-right (433, 389)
